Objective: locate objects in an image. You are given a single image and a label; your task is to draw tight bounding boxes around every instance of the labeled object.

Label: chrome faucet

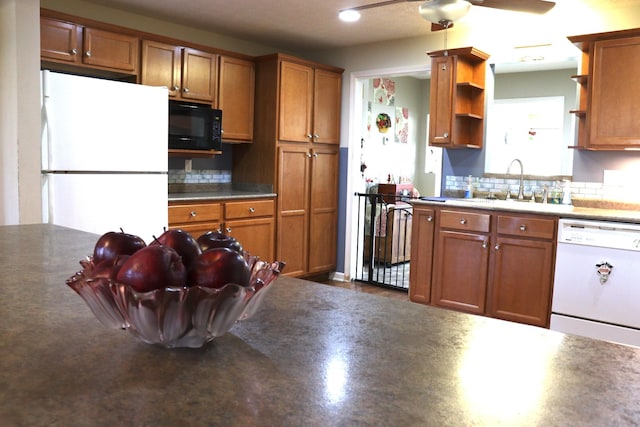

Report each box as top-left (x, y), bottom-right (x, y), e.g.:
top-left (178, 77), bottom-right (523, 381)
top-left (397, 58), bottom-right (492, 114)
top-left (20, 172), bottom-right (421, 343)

top-left (506, 158), bottom-right (525, 200)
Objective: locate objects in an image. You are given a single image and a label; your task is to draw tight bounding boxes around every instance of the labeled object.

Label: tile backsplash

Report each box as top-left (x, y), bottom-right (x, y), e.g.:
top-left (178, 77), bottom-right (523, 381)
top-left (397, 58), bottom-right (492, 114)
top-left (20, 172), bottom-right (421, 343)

top-left (445, 175), bottom-right (640, 203)
top-left (169, 169), bottom-right (231, 185)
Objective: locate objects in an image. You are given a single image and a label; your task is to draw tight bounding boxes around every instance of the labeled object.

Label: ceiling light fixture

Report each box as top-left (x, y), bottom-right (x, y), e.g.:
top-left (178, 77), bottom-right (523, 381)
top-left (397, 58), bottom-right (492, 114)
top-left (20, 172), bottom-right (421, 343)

top-left (418, 0), bottom-right (471, 26)
top-left (338, 9), bottom-right (361, 22)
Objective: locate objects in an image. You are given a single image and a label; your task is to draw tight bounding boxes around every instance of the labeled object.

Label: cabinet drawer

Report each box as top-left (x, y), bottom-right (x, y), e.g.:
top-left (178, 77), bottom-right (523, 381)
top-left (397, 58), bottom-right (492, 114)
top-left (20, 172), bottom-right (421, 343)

top-left (168, 203), bottom-right (221, 224)
top-left (224, 199), bottom-right (274, 220)
top-left (439, 209), bottom-right (490, 233)
top-left (497, 215), bottom-right (555, 240)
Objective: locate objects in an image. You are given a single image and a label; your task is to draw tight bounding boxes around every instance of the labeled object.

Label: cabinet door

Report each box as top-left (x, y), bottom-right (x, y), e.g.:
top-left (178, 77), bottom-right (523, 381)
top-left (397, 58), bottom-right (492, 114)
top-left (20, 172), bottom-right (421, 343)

top-left (226, 218), bottom-right (275, 262)
top-left (308, 147), bottom-right (339, 274)
top-left (589, 36), bottom-right (640, 148)
top-left (277, 145), bottom-right (311, 276)
top-left (218, 56), bottom-right (255, 141)
top-left (429, 55), bottom-right (454, 146)
top-left (181, 48), bottom-right (217, 103)
top-left (432, 230), bottom-right (489, 314)
top-left (82, 27), bottom-right (138, 73)
top-left (409, 208), bottom-right (435, 304)
top-left (312, 70), bottom-right (341, 145)
top-left (488, 236), bottom-right (554, 327)
top-left (279, 61), bottom-right (313, 143)
top-left (141, 40), bottom-right (181, 97)
top-left (40, 18), bottom-right (81, 64)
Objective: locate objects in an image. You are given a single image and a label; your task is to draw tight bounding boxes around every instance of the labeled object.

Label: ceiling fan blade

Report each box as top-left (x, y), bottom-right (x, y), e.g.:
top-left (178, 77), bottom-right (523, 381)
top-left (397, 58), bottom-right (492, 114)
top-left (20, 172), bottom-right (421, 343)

top-left (340, 0), bottom-right (407, 13)
top-left (468, 0), bottom-right (555, 14)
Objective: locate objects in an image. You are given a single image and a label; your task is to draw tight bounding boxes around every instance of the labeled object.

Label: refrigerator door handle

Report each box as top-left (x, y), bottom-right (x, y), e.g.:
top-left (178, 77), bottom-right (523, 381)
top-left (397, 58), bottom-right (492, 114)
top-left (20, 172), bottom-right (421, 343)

top-left (41, 70), bottom-right (53, 171)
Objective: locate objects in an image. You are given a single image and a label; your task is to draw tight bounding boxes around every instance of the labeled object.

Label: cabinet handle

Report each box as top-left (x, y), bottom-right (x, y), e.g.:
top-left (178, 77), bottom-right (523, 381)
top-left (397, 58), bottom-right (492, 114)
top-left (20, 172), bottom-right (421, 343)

top-left (482, 241), bottom-right (488, 249)
top-left (249, 207), bottom-right (255, 213)
top-left (307, 133), bottom-right (313, 139)
top-left (190, 211), bottom-right (197, 217)
top-left (70, 48), bottom-right (78, 55)
top-left (519, 224), bottom-right (527, 231)
top-left (314, 133), bottom-right (319, 139)
top-left (427, 215), bottom-right (433, 222)
top-left (226, 227), bottom-right (232, 233)
top-left (85, 50), bottom-right (92, 57)
top-left (313, 152), bottom-right (318, 158)
top-left (495, 244), bottom-right (501, 250)
top-left (460, 218), bottom-right (467, 225)
top-left (183, 87), bottom-right (190, 93)
top-left (172, 85), bottom-right (180, 91)
top-left (306, 151), bottom-right (312, 158)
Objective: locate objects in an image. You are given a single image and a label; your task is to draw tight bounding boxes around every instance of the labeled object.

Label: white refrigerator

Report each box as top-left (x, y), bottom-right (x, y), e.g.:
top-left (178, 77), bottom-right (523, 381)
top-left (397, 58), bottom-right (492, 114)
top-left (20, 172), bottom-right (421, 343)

top-left (41, 70), bottom-right (169, 243)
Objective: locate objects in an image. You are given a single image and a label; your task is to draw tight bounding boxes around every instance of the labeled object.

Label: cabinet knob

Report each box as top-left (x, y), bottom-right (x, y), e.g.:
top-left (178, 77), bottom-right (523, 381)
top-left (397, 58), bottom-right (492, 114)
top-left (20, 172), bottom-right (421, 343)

top-left (459, 218), bottom-right (467, 225)
top-left (249, 207), bottom-right (255, 213)
top-left (70, 48), bottom-right (78, 55)
top-left (172, 85), bottom-right (180, 91)
top-left (441, 64), bottom-right (447, 71)
top-left (183, 87), bottom-right (190, 93)
top-left (495, 244), bottom-right (501, 250)
top-left (85, 51), bottom-right (92, 57)
top-left (427, 215), bottom-right (433, 222)
top-left (314, 134), bottom-right (319, 139)
top-left (313, 152), bottom-right (318, 158)
top-left (482, 241), bottom-right (488, 249)
top-left (519, 224), bottom-right (527, 231)
top-left (306, 151), bottom-right (312, 158)
top-left (190, 211), bottom-right (197, 217)
top-left (307, 134), bottom-right (313, 139)
top-left (226, 227), bottom-right (232, 233)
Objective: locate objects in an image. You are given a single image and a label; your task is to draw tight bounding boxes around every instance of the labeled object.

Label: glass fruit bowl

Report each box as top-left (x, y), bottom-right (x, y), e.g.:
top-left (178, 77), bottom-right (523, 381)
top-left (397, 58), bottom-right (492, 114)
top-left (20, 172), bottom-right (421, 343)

top-left (66, 253), bottom-right (284, 348)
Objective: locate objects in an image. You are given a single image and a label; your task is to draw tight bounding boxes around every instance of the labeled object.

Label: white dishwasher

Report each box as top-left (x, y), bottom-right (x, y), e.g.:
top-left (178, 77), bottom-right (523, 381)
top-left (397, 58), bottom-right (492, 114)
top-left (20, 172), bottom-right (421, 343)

top-left (551, 218), bottom-right (640, 347)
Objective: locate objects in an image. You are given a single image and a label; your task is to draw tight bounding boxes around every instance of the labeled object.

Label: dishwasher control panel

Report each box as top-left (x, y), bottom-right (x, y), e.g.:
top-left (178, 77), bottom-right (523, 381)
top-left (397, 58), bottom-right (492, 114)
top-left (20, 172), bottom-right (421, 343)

top-left (558, 219), bottom-right (640, 251)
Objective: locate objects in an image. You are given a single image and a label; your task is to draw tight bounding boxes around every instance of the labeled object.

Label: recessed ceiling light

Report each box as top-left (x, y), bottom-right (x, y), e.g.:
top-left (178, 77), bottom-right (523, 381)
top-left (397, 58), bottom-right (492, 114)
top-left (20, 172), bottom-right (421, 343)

top-left (339, 9), bottom-right (361, 22)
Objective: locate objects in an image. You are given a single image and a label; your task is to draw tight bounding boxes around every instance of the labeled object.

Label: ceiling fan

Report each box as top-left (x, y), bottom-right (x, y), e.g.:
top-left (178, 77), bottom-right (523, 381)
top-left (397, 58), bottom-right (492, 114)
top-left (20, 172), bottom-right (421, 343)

top-left (339, 0), bottom-right (556, 31)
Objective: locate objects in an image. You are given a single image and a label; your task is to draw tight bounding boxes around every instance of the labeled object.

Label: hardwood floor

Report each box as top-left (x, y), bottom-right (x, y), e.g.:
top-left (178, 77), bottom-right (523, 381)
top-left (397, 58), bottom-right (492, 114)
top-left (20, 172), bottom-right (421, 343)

top-left (307, 274), bottom-right (409, 301)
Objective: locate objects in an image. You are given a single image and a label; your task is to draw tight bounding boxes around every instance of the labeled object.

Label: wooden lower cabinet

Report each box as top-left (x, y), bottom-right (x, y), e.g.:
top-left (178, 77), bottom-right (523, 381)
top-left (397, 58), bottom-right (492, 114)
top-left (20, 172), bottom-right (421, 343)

top-left (168, 201), bottom-right (221, 239)
top-left (431, 209), bottom-right (491, 315)
top-left (412, 205), bottom-right (557, 328)
top-left (277, 144), bottom-right (338, 277)
top-left (168, 197), bottom-right (275, 262)
top-left (488, 214), bottom-right (556, 327)
top-left (223, 199), bottom-right (275, 261)
top-left (408, 207), bottom-right (434, 304)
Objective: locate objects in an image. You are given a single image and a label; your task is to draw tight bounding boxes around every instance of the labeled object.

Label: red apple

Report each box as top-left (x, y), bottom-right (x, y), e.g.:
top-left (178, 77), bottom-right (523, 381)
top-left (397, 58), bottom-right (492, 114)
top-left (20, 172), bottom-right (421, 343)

top-left (151, 228), bottom-right (202, 269)
top-left (197, 230), bottom-right (243, 254)
top-left (93, 229), bottom-right (146, 266)
top-left (116, 245), bottom-right (186, 292)
top-left (187, 247), bottom-right (251, 288)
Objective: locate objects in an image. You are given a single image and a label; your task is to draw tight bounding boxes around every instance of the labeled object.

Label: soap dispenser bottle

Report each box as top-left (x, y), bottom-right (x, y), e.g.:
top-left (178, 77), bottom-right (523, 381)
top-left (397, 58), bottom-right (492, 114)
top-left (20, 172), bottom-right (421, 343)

top-left (464, 175), bottom-right (474, 199)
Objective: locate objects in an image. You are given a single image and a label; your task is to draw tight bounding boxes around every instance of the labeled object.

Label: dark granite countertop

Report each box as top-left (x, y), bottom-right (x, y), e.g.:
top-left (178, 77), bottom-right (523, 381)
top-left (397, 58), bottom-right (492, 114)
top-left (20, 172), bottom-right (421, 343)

top-left (2, 224), bottom-right (640, 426)
top-left (413, 198), bottom-right (640, 223)
top-left (169, 190), bottom-right (276, 202)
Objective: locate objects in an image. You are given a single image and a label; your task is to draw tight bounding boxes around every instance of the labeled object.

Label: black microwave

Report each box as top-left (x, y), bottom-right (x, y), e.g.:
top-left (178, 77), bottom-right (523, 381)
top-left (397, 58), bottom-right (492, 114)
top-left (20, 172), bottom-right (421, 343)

top-left (168, 101), bottom-right (222, 151)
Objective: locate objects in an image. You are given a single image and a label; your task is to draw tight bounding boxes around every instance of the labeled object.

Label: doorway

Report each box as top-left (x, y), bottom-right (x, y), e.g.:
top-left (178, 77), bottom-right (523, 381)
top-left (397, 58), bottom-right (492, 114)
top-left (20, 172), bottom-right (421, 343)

top-left (343, 66), bottom-right (442, 284)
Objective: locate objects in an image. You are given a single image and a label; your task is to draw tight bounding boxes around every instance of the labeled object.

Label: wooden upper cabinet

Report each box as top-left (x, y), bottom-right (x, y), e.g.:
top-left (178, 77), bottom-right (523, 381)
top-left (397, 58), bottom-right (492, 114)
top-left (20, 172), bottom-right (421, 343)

top-left (428, 47), bottom-right (488, 149)
top-left (41, 17), bottom-right (138, 74)
top-left (279, 61), bottom-right (314, 143)
top-left (141, 41), bottom-right (216, 103)
top-left (569, 28), bottom-right (640, 150)
top-left (313, 70), bottom-right (342, 145)
top-left (589, 36), bottom-right (640, 148)
top-left (182, 48), bottom-right (217, 103)
top-left (140, 40), bottom-right (181, 97)
top-left (279, 60), bottom-right (342, 145)
top-left (41, 17), bottom-right (82, 64)
top-left (83, 28), bottom-right (138, 73)
top-left (218, 56), bottom-right (255, 142)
